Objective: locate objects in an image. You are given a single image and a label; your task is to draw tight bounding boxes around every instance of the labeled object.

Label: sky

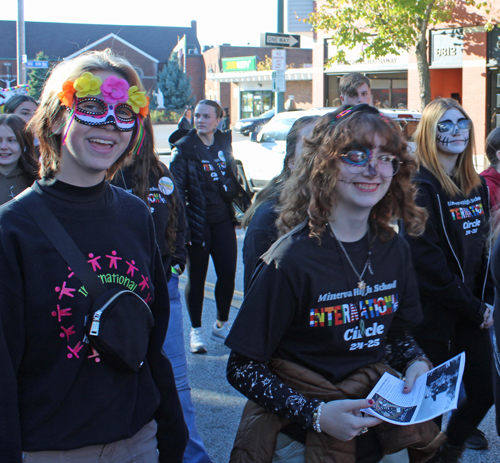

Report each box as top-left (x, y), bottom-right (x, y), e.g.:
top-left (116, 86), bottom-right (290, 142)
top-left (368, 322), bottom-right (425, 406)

top-left (5, 0), bottom-right (281, 49)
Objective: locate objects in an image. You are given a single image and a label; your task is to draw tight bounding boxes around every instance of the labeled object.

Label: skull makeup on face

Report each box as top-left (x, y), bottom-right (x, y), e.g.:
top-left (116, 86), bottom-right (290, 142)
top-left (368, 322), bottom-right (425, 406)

top-left (436, 108), bottom-right (470, 157)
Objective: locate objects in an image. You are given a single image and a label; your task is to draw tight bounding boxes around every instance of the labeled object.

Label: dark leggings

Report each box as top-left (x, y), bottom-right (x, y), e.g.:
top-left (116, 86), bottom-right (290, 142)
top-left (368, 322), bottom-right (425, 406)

top-left (416, 324), bottom-right (494, 447)
top-left (185, 219), bottom-right (237, 328)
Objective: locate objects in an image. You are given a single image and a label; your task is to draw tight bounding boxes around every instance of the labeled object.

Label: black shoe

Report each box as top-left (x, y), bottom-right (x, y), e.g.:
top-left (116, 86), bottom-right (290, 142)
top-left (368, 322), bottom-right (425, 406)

top-left (439, 441), bottom-right (465, 463)
top-left (464, 428), bottom-right (488, 450)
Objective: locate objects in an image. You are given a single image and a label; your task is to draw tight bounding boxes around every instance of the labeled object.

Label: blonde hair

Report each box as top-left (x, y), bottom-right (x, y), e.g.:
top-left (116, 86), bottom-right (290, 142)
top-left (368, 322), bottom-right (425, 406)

top-left (30, 49), bottom-right (145, 179)
top-left (414, 98), bottom-right (480, 197)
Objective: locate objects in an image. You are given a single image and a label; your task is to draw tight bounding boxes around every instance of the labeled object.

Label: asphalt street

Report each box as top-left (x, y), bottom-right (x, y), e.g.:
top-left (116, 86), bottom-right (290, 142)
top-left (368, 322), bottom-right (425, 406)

top-left (153, 123), bottom-right (500, 463)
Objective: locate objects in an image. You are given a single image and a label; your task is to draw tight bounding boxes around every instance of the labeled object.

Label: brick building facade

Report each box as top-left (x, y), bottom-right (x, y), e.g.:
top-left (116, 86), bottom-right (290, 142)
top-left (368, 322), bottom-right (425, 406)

top-left (309, 0), bottom-right (500, 158)
top-left (204, 45), bottom-right (313, 126)
top-left (0, 20), bottom-right (202, 97)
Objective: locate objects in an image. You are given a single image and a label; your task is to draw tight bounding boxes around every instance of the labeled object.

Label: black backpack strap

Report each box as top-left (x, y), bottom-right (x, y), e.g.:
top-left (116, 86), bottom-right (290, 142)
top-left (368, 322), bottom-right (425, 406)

top-left (15, 187), bottom-right (106, 299)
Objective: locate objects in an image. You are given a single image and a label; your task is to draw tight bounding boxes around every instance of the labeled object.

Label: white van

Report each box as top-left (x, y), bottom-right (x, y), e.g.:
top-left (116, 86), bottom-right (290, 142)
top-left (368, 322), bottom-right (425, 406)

top-left (233, 107), bottom-right (421, 194)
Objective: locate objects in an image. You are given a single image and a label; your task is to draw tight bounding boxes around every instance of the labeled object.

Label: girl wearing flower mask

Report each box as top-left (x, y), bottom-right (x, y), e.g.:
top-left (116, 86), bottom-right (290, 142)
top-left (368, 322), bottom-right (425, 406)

top-left (0, 50), bottom-right (187, 463)
top-left (225, 105), bottom-right (440, 463)
top-left (0, 114), bottom-right (39, 205)
top-left (403, 98), bottom-right (493, 462)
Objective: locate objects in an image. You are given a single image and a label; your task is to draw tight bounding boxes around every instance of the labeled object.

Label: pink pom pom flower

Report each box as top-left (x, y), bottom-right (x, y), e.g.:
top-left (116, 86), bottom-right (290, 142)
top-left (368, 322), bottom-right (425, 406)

top-left (100, 76), bottom-right (130, 104)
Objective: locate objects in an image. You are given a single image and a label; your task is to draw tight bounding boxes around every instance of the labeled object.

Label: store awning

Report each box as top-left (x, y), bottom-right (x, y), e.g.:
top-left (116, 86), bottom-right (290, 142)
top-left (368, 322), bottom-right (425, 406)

top-left (207, 68), bottom-right (313, 83)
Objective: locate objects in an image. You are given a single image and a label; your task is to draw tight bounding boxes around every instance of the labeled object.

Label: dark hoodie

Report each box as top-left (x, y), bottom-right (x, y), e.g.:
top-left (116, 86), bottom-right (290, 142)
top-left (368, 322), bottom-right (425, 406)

top-left (402, 166), bottom-right (493, 343)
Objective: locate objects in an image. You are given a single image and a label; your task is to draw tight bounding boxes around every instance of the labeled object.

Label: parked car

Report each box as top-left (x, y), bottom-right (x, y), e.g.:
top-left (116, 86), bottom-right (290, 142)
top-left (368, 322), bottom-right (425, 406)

top-left (233, 107), bottom-right (421, 194)
top-left (233, 109), bottom-right (275, 136)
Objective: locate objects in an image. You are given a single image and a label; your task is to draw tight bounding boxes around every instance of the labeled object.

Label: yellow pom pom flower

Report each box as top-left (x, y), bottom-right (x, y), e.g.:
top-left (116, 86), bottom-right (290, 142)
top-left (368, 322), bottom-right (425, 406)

top-left (127, 86), bottom-right (148, 114)
top-left (74, 72), bottom-right (103, 98)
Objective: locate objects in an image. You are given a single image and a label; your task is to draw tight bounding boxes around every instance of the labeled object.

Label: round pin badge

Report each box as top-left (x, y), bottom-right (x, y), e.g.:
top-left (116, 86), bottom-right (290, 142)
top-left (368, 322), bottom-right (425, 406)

top-left (218, 151), bottom-right (226, 162)
top-left (159, 176), bottom-right (174, 195)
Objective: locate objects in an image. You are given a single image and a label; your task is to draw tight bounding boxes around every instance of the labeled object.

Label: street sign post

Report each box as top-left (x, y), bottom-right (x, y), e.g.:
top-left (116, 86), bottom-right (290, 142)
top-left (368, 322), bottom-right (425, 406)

top-left (26, 60), bottom-right (48, 69)
top-left (264, 32), bottom-right (300, 48)
top-left (272, 70), bottom-right (286, 93)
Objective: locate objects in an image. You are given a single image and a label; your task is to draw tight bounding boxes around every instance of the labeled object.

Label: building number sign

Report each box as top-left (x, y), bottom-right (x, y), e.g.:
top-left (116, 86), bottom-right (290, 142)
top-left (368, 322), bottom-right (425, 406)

top-left (431, 29), bottom-right (463, 66)
top-left (435, 47), bottom-right (458, 57)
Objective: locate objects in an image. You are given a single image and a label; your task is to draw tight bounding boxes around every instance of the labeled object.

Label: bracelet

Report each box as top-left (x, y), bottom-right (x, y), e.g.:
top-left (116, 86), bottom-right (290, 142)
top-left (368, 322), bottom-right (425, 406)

top-left (404, 356), bottom-right (433, 375)
top-left (312, 402), bottom-right (325, 433)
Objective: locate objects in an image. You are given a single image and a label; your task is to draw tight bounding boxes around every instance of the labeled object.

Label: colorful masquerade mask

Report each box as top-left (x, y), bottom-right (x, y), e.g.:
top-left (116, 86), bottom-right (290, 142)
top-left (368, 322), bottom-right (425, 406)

top-left (57, 71), bottom-right (149, 153)
top-left (74, 97), bottom-right (136, 132)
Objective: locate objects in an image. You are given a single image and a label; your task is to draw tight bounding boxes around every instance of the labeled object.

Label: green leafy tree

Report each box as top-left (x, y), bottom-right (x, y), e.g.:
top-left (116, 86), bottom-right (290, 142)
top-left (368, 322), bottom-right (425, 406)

top-left (308, 0), bottom-right (495, 109)
top-left (157, 54), bottom-right (195, 112)
top-left (27, 51), bottom-right (50, 100)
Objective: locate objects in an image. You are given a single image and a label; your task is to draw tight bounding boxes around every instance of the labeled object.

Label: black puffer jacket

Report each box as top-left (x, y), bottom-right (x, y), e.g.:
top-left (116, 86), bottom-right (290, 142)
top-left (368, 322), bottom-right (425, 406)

top-left (170, 129), bottom-right (237, 246)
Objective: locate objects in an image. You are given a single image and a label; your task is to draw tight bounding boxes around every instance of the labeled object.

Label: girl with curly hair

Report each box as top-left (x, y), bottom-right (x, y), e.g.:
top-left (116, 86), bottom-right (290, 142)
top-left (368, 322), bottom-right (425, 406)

top-left (225, 104), bottom-right (438, 463)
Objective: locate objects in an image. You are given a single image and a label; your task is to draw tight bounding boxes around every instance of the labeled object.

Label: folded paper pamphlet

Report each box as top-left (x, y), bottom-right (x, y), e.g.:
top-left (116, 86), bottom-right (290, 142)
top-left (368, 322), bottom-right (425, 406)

top-left (361, 352), bottom-right (465, 425)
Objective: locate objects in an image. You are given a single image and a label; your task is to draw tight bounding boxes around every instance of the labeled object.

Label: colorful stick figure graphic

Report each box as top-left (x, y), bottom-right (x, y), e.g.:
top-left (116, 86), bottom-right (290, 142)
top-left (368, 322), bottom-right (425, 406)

top-left (106, 250), bottom-right (122, 269)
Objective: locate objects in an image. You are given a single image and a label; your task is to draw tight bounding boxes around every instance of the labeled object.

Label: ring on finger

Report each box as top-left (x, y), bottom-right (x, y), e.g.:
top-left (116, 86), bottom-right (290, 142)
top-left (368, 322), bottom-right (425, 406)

top-left (357, 427), bottom-right (368, 436)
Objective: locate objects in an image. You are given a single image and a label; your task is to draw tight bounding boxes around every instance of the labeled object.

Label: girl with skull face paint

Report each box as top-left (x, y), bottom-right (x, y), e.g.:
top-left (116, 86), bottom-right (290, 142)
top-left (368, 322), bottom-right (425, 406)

top-left (0, 50), bottom-right (188, 462)
top-left (403, 98), bottom-right (494, 462)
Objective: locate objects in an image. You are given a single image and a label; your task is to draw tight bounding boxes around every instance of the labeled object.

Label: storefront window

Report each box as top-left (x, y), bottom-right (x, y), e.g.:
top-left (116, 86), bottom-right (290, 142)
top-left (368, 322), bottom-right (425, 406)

top-left (326, 73), bottom-right (408, 108)
top-left (488, 69), bottom-right (500, 132)
top-left (240, 91), bottom-right (274, 118)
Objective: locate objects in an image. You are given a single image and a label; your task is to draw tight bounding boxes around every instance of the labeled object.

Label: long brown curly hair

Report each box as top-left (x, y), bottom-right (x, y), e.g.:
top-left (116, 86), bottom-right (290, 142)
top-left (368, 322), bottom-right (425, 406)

top-left (278, 104), bottom-right (427, 242)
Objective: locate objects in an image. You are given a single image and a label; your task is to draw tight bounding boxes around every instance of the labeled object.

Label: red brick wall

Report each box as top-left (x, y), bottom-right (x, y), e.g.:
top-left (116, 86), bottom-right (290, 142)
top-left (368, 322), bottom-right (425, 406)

top-left (203, 46), bottom-right (312, 73)
top-left (285, 81), bottom-right (313, 109)
top-left (312, 38), bottom-right (326, 107)
top-left (219, 82), bottom-right (231, 112)
top-left (462, 29), bottom-right (487, 160)
top-left (407, 52), bottom-right (420, 112)
top-left (186, 54), bottom-right (205, 103)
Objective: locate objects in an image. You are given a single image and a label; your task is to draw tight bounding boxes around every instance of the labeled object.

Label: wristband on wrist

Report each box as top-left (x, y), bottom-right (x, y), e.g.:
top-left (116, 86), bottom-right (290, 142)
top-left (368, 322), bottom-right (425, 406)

top-left (312, 402), bottom-right (325, 433)
top-left (172, 264), bottom-right (183, 276)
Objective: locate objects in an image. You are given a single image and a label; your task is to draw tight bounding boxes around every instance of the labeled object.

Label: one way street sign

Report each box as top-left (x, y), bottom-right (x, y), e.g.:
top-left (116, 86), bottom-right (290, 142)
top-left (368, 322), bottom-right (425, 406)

top-left (264, 32), bottom-right (301, 48)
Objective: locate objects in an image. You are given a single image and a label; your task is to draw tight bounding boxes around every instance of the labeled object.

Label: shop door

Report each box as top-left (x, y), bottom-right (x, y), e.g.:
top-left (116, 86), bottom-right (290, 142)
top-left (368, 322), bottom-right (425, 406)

top-left (240, 91), bottom-right (274, 118)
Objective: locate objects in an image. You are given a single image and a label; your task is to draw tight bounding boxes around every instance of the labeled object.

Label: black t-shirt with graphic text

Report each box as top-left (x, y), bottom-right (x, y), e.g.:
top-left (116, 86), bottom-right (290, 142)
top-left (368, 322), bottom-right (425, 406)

top-left (226, 222), bottom-right (422, 384)
top-left (197, 136), bottom-right (231, 225)
top-left (447, 190), bottom-right (487, 294)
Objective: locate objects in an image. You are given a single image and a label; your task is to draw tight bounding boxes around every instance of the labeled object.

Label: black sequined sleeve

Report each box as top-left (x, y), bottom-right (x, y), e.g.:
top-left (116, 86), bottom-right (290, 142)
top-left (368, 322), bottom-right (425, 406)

top-left (227, 350), bottom-right (321, 431)
top-left (385, 330), bottom-right (429, 374)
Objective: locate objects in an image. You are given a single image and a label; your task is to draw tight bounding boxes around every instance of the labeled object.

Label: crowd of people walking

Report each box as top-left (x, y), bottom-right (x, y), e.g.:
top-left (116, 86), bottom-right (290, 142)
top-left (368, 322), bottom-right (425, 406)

top-left (1, 54), bottom-right (500, 463)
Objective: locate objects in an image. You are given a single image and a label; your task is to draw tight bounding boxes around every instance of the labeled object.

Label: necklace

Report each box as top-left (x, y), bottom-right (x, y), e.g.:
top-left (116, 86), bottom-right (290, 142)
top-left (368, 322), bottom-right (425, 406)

top-left (330, 225), bottom-right (373, 291)
top-left (1, 169), bottom-right (20, 200)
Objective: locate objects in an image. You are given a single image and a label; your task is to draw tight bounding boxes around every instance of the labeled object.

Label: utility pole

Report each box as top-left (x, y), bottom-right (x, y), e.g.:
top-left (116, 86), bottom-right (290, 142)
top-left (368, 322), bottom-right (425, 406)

top-left (276, 0), bottom-right (285, 114)
top-left (17, 0), bottom-right (26, 85)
